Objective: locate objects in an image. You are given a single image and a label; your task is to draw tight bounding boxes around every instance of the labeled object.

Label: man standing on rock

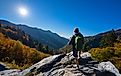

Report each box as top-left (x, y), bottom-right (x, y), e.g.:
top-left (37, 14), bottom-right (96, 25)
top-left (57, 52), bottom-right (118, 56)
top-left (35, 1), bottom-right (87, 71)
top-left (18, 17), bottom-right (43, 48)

top-left (68, 27), bottom-right (84, 68)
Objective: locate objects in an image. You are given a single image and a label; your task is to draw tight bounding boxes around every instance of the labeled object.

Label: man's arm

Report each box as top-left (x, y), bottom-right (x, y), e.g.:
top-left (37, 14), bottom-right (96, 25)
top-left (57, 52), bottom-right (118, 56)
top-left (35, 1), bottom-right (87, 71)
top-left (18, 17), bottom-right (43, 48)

top-left (68, 35), bottom-right (75, 45)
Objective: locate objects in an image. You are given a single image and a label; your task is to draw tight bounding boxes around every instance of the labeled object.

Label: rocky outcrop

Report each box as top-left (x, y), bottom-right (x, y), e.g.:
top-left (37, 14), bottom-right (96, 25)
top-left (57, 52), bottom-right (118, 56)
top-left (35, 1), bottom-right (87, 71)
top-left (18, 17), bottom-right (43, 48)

top-left (0, 62), bottom-right (9, 71)
top-left (0, 52), bottom-right (121, 76)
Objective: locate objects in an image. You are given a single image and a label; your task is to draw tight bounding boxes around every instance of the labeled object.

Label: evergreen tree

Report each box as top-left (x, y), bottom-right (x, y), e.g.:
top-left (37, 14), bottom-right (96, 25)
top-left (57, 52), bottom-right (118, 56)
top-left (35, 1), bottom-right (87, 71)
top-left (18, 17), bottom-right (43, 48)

top-left (83, 42), bottom-right (90, 52)
top-left (100, 29), bottom-right (117, 47)
top-left (45, 45), bottom-right (49, 52)
top-left (38, 43), bottom-right (44, 51)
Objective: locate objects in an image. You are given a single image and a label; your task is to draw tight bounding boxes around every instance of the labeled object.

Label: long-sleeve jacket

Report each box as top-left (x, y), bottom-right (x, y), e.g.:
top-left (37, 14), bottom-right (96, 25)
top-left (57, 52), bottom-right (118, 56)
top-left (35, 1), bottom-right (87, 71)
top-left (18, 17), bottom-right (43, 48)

top-left (68, 33), bottom-right (84, 50)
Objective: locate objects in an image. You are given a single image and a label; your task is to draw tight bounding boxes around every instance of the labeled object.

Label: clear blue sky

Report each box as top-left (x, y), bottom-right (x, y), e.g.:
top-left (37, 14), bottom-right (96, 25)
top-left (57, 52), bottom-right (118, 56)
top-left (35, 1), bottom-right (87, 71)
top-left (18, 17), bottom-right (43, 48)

top-left (0, 0), bottom-right (121, 38)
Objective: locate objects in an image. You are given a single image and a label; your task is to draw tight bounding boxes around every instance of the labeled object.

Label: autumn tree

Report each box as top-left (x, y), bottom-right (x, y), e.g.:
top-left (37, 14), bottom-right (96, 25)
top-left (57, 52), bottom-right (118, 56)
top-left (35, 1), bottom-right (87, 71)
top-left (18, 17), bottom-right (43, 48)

top-left (0, 33), bottom-right (49, 69)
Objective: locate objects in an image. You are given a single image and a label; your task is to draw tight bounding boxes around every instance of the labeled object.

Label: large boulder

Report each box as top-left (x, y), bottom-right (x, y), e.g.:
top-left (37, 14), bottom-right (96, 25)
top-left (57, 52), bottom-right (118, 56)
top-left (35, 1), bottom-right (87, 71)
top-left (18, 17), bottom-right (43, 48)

top-left (98, 61), bottom-right (121, 76)
top-left (0, 52), bottom-right (121, 76)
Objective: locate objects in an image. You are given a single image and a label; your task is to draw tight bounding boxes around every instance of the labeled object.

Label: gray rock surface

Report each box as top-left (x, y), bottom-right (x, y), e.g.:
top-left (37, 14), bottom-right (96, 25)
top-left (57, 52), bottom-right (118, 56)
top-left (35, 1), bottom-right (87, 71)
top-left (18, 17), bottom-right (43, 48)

top-left (0, 52), bottom-right (121, 76)
top-left (0, 62), bottom-right (9, 71)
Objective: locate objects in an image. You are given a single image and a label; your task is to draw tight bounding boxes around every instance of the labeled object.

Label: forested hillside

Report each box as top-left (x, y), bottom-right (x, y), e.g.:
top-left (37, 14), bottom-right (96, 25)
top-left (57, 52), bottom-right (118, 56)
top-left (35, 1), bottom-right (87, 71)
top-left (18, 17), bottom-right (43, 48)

top-left (0, 31), bottom-right (49, 69)
top-left (90, 29), bottom-right (121, 72)
top-left (83, 29), bottom-right (121, 51)
top-left (0, 23), bottom-right (54, 54)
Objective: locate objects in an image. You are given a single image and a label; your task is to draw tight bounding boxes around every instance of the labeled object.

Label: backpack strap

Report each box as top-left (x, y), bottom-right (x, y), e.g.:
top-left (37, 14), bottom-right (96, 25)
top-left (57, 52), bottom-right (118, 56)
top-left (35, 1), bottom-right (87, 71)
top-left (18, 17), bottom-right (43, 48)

top-left (75, 36), bottom-right (81, 44)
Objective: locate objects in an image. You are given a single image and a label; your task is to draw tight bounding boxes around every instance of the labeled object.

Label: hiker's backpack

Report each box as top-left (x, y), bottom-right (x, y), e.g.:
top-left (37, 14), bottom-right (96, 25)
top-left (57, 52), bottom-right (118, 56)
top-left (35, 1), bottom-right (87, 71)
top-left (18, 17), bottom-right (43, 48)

top-left (75, 34), bottom-right (84, 51)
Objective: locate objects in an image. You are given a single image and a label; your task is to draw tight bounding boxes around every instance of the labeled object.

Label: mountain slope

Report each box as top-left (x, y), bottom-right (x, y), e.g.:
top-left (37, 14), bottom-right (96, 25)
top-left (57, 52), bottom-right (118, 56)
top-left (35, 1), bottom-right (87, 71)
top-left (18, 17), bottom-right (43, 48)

top-left (83, 29), bottom-right (121, 51)
top-left (0, 20), bottom-right (69, 50)
top-left (17, 24), bottom-right (69, 49)
top-left (0, 23), bottom-right (36, 48)
top-left (0, 32), bottom-right (49, 69)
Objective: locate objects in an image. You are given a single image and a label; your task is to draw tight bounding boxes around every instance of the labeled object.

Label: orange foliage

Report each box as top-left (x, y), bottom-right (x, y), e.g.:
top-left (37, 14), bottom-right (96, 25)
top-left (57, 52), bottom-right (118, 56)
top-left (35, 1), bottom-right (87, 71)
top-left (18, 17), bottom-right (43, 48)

top-left (0, 33), bottom-right (50, 68)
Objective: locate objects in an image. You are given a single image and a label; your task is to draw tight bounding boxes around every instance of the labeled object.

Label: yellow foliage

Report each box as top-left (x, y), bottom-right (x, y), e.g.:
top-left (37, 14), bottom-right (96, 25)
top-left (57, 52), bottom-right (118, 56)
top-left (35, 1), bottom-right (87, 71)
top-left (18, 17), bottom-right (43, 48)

top-left (90, 42), bottom-right (121, 71)
top-left (0, 33), bottom-right (50, 69)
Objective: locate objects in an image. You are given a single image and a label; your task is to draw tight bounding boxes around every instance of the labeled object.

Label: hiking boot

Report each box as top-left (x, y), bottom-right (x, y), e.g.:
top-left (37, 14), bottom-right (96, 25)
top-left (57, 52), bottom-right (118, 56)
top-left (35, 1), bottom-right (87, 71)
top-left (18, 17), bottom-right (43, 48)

top-left (77, 64), bottom-right (79, 69)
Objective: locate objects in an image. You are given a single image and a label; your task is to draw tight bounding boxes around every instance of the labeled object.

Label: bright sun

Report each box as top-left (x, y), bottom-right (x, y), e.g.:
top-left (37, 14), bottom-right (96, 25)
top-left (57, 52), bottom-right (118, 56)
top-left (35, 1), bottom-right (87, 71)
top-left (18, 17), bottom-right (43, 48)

top-left (19, 7), bottom-right (28, 16)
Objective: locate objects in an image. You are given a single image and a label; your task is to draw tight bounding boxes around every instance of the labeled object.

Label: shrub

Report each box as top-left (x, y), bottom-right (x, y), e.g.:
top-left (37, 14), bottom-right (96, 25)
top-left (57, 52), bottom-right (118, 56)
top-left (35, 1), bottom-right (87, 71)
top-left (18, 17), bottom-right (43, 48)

top-left (90, 43), bottom-right (121, 72)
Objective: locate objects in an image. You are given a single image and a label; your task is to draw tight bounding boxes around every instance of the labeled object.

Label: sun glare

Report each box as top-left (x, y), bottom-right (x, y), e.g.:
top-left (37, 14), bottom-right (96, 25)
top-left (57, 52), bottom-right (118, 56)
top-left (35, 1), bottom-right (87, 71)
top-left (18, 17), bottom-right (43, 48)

top-left (19, 7), bottom-right (28, 16)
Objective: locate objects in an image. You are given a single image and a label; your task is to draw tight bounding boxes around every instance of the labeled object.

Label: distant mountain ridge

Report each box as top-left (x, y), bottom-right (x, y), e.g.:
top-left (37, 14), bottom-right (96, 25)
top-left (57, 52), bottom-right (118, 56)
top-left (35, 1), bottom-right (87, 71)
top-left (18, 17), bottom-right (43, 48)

top-left (0, 19), bottom-right (69, 50)
top-left (83, 28), bottom-right (121, 51)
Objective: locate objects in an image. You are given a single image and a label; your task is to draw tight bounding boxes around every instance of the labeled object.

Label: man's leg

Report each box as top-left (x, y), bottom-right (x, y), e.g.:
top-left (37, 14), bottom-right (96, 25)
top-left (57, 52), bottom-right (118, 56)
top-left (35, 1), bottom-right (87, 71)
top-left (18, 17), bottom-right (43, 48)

top-left (76, 51), bottom-right (80, 68)
top-left (75, 57), bottom-right (79, 68)
top-left (80, 50), bottom-right (83, 57)
top-left (73, 49), bottom-right (80, 68)
top-left (79, 50), bottom-right (81, 58)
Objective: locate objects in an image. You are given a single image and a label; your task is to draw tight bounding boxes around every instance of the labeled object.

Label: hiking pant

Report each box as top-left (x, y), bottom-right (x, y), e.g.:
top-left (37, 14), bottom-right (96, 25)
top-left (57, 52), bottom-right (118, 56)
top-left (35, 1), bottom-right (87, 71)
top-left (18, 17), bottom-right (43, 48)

top-left (73, 48), bottom-right (82, 58)
top-left (73, 48), bottom-right (78, 57)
